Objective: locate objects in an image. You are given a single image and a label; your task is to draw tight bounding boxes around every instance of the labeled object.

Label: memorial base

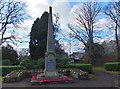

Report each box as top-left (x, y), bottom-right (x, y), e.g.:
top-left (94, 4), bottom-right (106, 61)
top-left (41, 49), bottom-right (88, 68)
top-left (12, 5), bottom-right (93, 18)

top-left (31, 73), bottom-right (73, 85)
top-left (44, 71), bottom-right (58, 78)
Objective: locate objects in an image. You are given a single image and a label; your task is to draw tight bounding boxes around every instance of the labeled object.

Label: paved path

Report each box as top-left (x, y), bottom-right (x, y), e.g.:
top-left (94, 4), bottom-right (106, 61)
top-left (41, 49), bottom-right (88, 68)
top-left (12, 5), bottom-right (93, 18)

top-left (2, 72), bottom-right (120, 88)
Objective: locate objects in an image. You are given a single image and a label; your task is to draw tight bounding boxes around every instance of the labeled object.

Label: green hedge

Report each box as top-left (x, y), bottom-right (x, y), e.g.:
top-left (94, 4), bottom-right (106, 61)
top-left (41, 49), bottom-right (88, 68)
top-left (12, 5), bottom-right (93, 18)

top-left (0, 66), bottom-right (25, 75)
top-left (104, 62), bottom-right (120, 71)
top-left (56, 57), bottom-right (69, 68)
top-left (19, 58), bottom-right (35, 69)
top-left (2, 59), bottom-right (11, 65)
top-left (68, 64), bottom-right (93, 73)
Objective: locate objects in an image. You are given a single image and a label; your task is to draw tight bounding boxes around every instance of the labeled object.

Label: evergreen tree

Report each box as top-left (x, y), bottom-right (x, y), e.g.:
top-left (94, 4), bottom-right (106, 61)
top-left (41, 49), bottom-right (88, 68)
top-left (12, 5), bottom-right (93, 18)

top-left (29, 12), bottom-right (67, 60)
top-left (29, 12), bottom-right (48, 60)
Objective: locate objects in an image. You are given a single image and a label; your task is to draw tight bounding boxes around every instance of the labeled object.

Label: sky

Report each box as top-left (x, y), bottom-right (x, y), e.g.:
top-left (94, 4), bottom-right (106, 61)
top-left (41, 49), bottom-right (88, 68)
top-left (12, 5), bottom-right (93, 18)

top-left (4, 0), bottom-right (119, 54)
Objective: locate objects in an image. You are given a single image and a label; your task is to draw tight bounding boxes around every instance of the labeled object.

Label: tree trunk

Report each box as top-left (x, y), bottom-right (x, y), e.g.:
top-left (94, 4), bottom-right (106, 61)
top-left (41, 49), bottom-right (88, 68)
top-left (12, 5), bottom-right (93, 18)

top-left (115, 24), bottom-right (120, 61)
top-left (87, 30), bottom-right (96, 65)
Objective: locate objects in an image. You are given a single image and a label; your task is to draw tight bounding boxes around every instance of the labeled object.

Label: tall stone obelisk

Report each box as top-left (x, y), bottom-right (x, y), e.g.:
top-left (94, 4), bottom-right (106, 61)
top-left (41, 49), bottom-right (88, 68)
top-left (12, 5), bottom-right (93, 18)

top-left (44, 6), bottom-right (58, 78)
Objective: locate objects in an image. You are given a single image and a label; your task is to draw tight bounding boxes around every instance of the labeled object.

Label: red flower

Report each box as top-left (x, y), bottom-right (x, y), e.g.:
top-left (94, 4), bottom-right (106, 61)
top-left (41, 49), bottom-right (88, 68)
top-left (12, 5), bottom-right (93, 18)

top-left (40, 77), bottom-right (73, 83)
top-left (31, 76), bottom-right (36, 80)
top-left (31, 75), bottom-right (73, 83)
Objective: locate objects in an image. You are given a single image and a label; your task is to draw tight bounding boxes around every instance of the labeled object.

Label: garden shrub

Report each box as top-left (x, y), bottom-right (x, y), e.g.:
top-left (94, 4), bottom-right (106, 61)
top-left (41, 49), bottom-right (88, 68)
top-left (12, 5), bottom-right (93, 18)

top-left (104, 62), bottom-right (120, 71)
top-left (1, 66), bottom-right (24, 75)
top-left (37, 58), bottom-right (45, 69)
top-left (56, 56), bottom-right (69, 68)
top-left (88, 74), bottom-right (96, 80)
top-left (19, 58), bottom-right (35, 69)
top-left (68, 64), bottom-right (93, 73)
top-left (2, 59), bottom-right (11, 65)
top-left (18, 56), bottom-right (31, 63)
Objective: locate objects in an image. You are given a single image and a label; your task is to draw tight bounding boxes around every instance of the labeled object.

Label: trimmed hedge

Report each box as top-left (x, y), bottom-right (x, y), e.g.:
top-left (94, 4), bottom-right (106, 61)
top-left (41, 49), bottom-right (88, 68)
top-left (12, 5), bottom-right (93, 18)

top-left (56, 55), bottom-right (70, 68)
top-left (19, 59), bottom-right (35, 69)
top-left (104, 62), bottom-right (120, 71)
top-left (0, 66), bottom-right (25, 75)
top-left (2, 59), bottom-right (11, 65)
top-left (68, 64), bottom-right (93, 73)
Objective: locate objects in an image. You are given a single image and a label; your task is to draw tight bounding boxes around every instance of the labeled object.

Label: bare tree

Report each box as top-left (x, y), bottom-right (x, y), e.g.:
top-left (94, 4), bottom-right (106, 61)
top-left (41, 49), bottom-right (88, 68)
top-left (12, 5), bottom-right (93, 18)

top-left (0, 0), bottom-right (29, 45)
top-left (104, 1), bottom-right (120, 61)
top-left (68, 2), bottom-right (101, 65)
top-left (53, 13), bottom-right (77, 56)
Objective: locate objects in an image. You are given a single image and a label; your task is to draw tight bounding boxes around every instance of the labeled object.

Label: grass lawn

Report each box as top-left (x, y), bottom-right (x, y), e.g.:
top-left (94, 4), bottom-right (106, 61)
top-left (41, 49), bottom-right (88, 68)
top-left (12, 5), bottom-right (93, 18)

top-left (93, 66), bottom-right (120, 74)
top-left (93, 66), bottom-right (105, 72)
top-left (105, 71), bottom-right (120, 75)
top-left (0, 76), bottom-right (2, 83)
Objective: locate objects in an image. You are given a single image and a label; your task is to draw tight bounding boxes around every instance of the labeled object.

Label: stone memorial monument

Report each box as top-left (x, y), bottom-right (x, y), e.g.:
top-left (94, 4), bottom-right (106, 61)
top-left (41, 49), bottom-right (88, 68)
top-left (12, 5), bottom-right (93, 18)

top-left (44, 6), bottom-right (58, 78)
top-left (31, 6), bottom-right (73, 84)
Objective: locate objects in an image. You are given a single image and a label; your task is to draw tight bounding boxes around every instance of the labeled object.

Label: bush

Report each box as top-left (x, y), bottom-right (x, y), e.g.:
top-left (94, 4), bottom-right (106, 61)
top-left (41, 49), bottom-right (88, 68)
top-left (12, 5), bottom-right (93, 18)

top-left (2, 45), bottom-right (19, 65)
top-left (68, 64), bottom-right (93, 73)
top-left (104, 62), bottom-right (120, 71)
top-left (18, 56), bottom-right (31, 62)
top-left (2, 59), bottom-right (11, 65)
top-left (19, 58), bottom-right (35, 69)
top-left (88, 74), bottom-right (96, 80)
top-left (37, 58), bottom-right (45, 69)
top-left (1, 66), bottom-right (24, 75)
top-left (56, 56), bottom-right (69, 68)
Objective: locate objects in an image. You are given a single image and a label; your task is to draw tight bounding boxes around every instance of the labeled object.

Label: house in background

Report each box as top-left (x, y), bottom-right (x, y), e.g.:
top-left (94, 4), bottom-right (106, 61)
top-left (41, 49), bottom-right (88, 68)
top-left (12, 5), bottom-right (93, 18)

top-left (102, 40), bottom-right (120, 53)
top-left (69, 52), bottom-right (84, 63)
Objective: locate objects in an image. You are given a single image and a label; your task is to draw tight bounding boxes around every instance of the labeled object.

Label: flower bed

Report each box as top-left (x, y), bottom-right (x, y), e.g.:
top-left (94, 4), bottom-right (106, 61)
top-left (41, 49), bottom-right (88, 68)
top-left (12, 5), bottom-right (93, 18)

top-left (3, 70), bottom-right (42, 83)
top-left (58, 68), bottom-right (89, 79)
top-left (3, 70), bottom-right (25, 82)
top-left (3, 68), bottom-right (90, 83)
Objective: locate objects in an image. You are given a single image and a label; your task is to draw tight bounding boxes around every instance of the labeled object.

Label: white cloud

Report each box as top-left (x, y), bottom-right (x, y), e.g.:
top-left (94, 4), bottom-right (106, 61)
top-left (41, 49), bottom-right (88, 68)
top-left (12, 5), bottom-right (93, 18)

top-left (69, 3), bottom-right (84, 24)
top-left (25, 0), bottom-right (71, 24)
top-left (13, 0), bottom-right (72, 50)
top-left (52, 1), bottom-right (71, 24)
top-left (70, 3), bottom-right (114, 31)
top-left (103, 36), bottom-right (115, 42)
top-left (60, 41), bottom-right (70, 53)
top-left (94, 18), bottom-right (113, 31)
top-left (55, 0), bottom-right (118, 2)
top-left (23, 19), bottom-right (34, 32)
top-left (26, 0), bottom-right (49, 19)
top-left (95, 35), bottom-right (115, 44)
top-left (11, 0), bottom-right (116, 53)
top-left (24, 0), bottom-right (71, 33)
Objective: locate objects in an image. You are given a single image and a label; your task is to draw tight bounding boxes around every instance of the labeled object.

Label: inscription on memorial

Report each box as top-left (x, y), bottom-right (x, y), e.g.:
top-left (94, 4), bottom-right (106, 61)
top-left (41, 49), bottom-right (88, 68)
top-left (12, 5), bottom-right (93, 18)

top-left (47, 62), bottom-right (55, 71)
top-left (48, 54), bottom-right (55, 62)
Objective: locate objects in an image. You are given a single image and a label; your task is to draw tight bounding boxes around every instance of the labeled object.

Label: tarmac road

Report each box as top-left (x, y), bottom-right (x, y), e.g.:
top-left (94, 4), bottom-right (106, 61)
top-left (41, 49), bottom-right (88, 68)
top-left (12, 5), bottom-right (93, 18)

top-left (2, 71), bottom-right (119, 88)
